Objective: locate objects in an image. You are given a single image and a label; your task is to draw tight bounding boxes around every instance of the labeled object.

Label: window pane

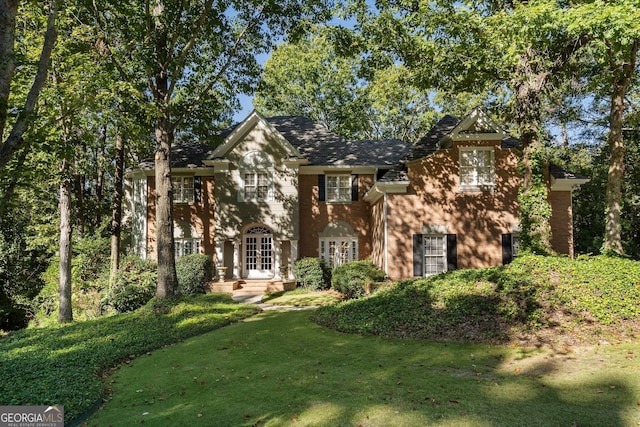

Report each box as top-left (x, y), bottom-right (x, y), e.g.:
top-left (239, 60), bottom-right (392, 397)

top-left (423, 235), bottom-right (445, 276)
top-left (326, 175), bottom-right (351, 202)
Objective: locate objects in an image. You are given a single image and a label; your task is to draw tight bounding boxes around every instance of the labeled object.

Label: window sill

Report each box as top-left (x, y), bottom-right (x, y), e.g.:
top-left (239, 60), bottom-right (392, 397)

top-left (458, 184), bottom-right (495, 193)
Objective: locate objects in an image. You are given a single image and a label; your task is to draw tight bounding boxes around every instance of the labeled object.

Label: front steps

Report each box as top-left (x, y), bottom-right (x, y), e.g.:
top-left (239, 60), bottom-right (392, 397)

top-left (208, 279), bottom-right (296, 295)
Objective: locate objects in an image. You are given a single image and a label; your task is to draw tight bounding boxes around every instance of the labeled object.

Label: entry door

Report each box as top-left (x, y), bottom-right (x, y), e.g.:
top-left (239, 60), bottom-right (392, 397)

top-left (244, 226), bottom-right (273, 279)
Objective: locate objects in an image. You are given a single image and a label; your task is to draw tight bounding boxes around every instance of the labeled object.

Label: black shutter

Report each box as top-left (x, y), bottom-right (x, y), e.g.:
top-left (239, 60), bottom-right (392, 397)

top-left (446, 234), bottom-right (457, 271)
top-left (194, 176), bottom-right (202, 203)
top-left (413, 234), bottom-right (424, 277)
top-left (502, 234), bottom-right (513, 265)
top-left (318, 175), bottom-right (326, 201)
top-left (351, 174), bottom-right (359, 201)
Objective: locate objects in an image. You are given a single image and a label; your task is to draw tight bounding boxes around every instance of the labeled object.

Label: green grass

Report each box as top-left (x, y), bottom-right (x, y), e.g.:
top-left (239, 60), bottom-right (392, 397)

top-left (89, 310), bottom-right (640, 426)
top-left (0, 294), bottom-right (260, 423)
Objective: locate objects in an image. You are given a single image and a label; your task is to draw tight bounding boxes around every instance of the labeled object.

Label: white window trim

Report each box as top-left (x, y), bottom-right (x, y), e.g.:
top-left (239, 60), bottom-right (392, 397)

top-left (238, 152), bottom-right (274, 202)
top-left (512, 233), bottom-right (520, 258)
top-left (319, 237), bottom-right (358, 268)
top-left (459, 146), bottom-right (495, 192)
top-left (242, 171), bottom-right (273, 202)
top-left (172, 176), bottom-right (194, 204)
top-left (175, 237), bottom-right (201, 258)
top-left (423, 234), bottom-right (446, 277)
top-left (326, 174), bottom-right (352, 203)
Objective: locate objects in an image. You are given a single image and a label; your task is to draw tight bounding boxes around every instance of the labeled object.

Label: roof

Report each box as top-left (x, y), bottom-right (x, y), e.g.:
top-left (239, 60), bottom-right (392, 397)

top-left (549, 163), bottom-right (589, 181)
top-left (139, 115), bottom-right (412, 170)
top-left (138, 142), bottom-right (215, 170)
top-left (265, 116), bottom-right (410, 166)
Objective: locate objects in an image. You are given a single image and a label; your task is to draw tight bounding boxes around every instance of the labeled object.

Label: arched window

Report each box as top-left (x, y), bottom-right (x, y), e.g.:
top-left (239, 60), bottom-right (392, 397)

top-left (238, 151), bottom-right (274, 201)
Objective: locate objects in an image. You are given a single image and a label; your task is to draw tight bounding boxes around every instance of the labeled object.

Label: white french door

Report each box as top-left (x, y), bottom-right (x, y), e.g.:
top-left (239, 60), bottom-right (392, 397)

top-left (243, 226), bottom-right (273, 279)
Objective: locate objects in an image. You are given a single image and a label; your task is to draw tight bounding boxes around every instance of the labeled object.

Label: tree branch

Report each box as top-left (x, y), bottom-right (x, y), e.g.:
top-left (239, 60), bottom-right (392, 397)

top-left (0, 0), bottom-right (58, 170)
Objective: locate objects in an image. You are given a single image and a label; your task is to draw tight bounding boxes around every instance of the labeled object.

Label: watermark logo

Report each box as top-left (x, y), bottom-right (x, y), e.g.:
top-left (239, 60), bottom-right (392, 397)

top-left (0, 406), bottom-right (64, 427)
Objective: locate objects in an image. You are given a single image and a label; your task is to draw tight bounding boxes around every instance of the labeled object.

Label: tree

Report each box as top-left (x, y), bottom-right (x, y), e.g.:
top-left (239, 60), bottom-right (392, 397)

top-left (567, 1), bottom-right (640, 255)
top-left (0, 0), bottom-right (58, 169)
top-left (90, 0), bottom-right (333, 298)
top-left (346, 0), bottom-right (591, 253)
top-left (256, 25), bottom-right (436, 142)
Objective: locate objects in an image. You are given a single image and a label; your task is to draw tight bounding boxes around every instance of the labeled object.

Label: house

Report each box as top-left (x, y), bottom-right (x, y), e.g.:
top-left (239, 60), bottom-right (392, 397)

top-left (125, 109), bottom-right (588, 287)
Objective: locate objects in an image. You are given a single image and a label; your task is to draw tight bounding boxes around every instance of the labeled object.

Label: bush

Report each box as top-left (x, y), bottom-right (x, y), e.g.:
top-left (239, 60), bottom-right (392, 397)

top-left (176, 254), bottom-right (214, 295)
top-left (103, 257), bottom-right (157, 313)
top-left (293, 257), bottom-right (331, 290)
top-left (331, 260), bottom-right (385, 299)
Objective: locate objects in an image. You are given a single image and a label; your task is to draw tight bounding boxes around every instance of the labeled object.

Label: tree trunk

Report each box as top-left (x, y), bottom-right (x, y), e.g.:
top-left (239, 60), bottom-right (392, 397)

top-left (152, 0), bottom-right (179, 298)
top-left (109, 133), bottom-right (124, 287)
top-left (154, 116), bottom-right (178, 298)
top-left (96, 126), bottom-right (106, 227)
top-left (603, 41), bottom-right (637, 255)
top-left (0, 0), bottom-right (58, 170)
top-left (0, 0), bottom-right (19, 142)
top-left (58, 159), bottom-right (73, 323)
top-left (513, 48), bottom-right (552, 254)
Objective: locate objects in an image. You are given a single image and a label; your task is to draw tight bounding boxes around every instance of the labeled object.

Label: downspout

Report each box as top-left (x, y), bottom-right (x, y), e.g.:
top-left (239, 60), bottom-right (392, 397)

top-left (383, 189), bottom-right (389, 277)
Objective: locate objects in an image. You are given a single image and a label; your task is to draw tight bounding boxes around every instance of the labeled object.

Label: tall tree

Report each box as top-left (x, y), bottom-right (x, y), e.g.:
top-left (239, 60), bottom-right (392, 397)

top-left (256, 25), bottom-right (436, 142)
top-left (91, 0), bottom-right (333, 298)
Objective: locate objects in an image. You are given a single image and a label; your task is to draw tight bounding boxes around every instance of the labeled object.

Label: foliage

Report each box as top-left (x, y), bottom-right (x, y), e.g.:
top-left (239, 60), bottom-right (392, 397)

top-left (312, 255), bottom-right (640, 343)
top-left (331, 260), bottom-right (385, 299)
top-left (255, 25), bottom-right (436, 142)
top-left (293, 257), bottom-right (331, 290)
top-left (176, 254), bottom-right (214, 295)
top-left (0, 294), bottom-right (260, 424)
top-left (103, 257), bottom-right (157, 313)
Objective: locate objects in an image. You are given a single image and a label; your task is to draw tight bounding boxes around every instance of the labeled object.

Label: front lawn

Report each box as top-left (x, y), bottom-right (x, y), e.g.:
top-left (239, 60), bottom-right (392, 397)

top-left (0, 294), bottom-right (260, 424)
top-left (89, 310), bottom-right (640, 426)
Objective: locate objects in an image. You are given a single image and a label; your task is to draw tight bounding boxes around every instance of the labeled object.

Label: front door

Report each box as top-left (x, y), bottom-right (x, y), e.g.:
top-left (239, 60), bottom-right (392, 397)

top-left (243, 226), bottom-right (273, 279)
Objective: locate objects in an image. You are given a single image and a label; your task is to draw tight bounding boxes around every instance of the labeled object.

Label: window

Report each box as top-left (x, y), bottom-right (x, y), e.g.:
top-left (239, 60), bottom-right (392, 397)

top-left (239, 152), bottom-right (273, 202)
top-left (244, 172), bottom-right (270, 201)
top-left (459, 147), bottom-right (495, 191)
top-left (175, 238), bottom-right (201, 258)
top-left (512, 234), bottom-right (520, 258)
top-left (423, 235), bottom-right (446, 276)
top-left (326, 175), bottom-right (352, 202)
top-left (320, 238), bottom-right (358, 268)
top-left (172, 177), bottom-right (194, 204)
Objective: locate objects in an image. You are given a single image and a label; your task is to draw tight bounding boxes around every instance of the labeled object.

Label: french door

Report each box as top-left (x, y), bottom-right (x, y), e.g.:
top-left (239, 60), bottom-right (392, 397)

top-left (243, 226), bottom-right (273, 279)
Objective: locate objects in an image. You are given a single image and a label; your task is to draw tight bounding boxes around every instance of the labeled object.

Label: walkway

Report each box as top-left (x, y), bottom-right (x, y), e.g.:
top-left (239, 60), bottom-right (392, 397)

top-left (231, 293), bottom-right (319, 311)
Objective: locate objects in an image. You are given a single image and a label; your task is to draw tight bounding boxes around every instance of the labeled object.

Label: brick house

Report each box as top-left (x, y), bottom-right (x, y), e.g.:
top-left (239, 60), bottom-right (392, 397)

top-left (126, 109), bottom-right (588, 284)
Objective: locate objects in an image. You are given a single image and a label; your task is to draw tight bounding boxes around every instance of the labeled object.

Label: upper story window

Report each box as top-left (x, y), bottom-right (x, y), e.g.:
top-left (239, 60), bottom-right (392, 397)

top-left (239, 151), bottom-right (273, 202)
top-left (172, 176), bottom-right (194, 204)
top-left (326, 175), bottom-right (352, 202)
top-left (459, 146), bottom-right (495, 191)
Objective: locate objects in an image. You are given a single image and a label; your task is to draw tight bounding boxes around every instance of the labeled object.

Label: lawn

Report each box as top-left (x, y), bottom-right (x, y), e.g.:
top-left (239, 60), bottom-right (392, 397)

top-left (89, 310), bottom-right (640, 427)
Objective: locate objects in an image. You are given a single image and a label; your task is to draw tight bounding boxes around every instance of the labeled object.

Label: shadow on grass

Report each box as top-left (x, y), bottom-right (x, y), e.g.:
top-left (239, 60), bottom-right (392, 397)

top-left (0, 294), bottom-right (260, 423)
top-left (89, 310), bottom-right (638, 427)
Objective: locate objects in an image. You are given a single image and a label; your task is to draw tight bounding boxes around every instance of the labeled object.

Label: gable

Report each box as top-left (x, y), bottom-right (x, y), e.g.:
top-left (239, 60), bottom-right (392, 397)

top-left (208, 110), bottom-right (305, 162)
top-left (439, 108), bottom-right (510, 148)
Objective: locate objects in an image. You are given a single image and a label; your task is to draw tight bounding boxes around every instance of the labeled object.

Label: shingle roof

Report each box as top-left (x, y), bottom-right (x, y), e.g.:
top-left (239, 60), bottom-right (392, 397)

top-left (266, 116), bottom-right (410, 166)
top-left (137, 142), bottom-right (215, 170)
top-left (549, 163), bottom-right (589, 181)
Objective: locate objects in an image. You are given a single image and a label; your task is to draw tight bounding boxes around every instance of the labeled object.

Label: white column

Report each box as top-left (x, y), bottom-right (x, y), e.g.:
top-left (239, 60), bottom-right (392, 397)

top-left (233, 239), bottom-right (241, 279)
top-left (273, 240), bottom-right (281, 279)
top-left (215, 240), bottom-right (224, 266)
top-left (290, 240), bottom-right (298, 280)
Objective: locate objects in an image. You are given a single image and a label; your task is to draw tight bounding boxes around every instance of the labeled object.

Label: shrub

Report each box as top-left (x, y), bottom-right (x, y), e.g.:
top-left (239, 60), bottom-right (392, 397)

top-left (331, 260), bottom-right (385, 299)
top-left (176, 254), bottom-right (214, 295)
top-left (103, 257), bottom-right (157, 313)
top-left (293, 257), bottom-right (331, 290)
